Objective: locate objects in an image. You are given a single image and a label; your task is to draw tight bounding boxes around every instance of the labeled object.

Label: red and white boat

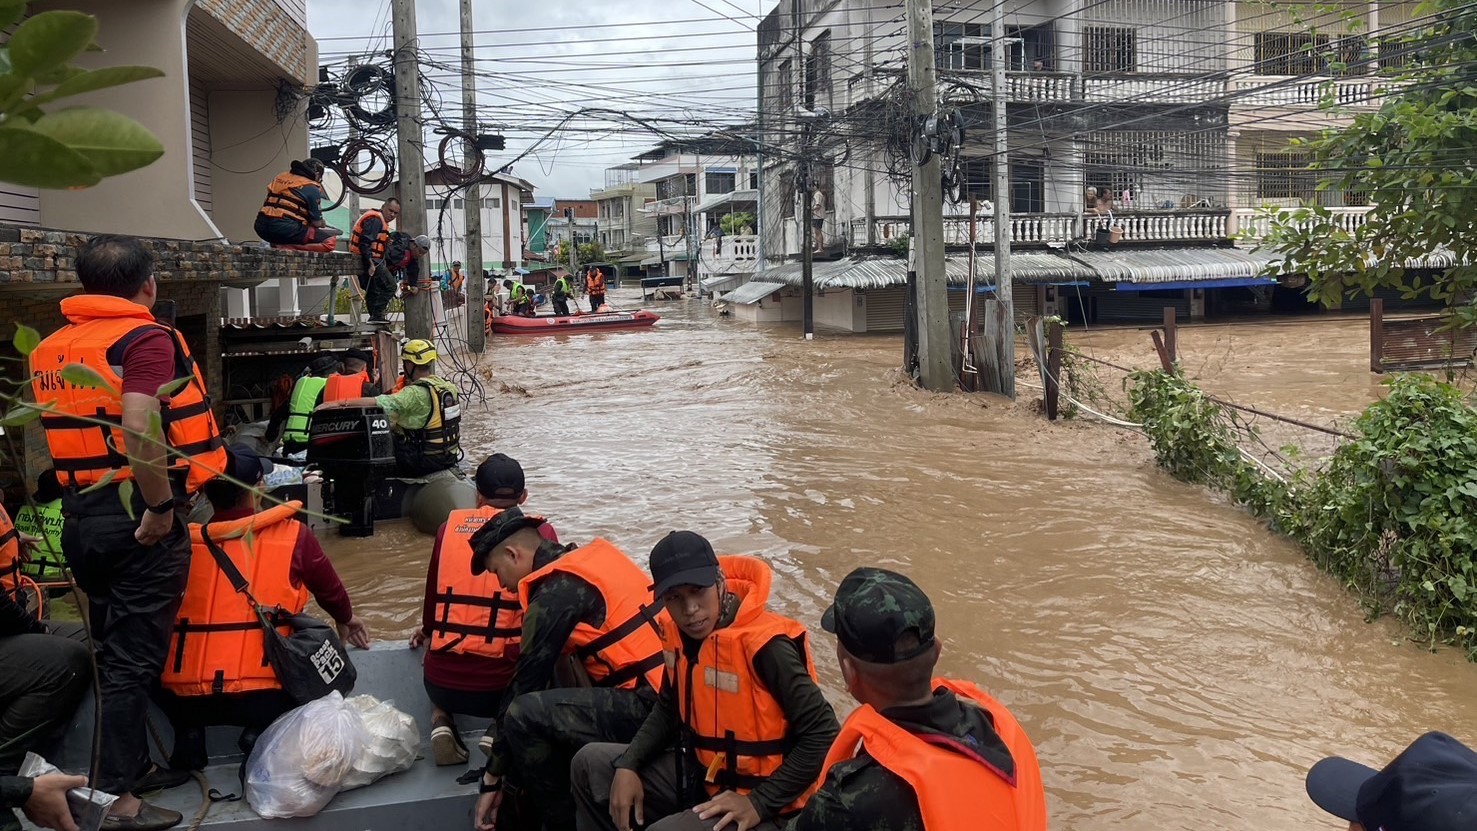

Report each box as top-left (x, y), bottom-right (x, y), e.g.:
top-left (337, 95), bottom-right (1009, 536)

top-left (488, 308), bottom-right (660, 335)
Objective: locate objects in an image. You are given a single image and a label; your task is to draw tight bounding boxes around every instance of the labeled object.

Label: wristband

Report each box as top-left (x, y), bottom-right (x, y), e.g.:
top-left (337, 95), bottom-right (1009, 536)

top-left (145, 497), bottom-right (176, 515)
top-left (479, 778), bottom-right (501, 794)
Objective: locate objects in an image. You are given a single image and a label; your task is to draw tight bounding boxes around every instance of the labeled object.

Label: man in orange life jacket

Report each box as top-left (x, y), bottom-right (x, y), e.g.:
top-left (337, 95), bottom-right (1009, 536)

top-left (153, 445), bottom-right (369, 777)
top-left (253, 159), bottom-right (341, 249)
top-left (468, 507), bottom-right (669, 831)
top-left (788, 568), bottom-right (1047, 831)
top-left (30, 234), bottom-right (230, 831)
top-left (408, 453), bottom-right (560, 767)
top-left (350, 198), bottom-right (401, 324)
top-left (571, 532), bottom-right (838, 831)
top-left (321, 348), bottom-right (380, 403)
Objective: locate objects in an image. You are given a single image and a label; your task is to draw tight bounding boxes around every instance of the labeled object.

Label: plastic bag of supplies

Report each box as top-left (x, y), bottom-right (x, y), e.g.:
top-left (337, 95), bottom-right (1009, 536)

top-left (341, 695), bottom-right (419, 790)
top-left (245, 691), bottom-right (366, 818)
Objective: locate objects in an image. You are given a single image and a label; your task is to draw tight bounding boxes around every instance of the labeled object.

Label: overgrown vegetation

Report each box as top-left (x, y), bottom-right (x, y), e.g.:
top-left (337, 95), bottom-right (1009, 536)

top-left (1128, 369), bottom-right (1477, 658)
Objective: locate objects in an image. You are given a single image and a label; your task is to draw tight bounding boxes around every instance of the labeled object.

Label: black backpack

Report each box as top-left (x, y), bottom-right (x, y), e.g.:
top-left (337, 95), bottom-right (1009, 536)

top-left (384, 231), bottom-right (414, 270)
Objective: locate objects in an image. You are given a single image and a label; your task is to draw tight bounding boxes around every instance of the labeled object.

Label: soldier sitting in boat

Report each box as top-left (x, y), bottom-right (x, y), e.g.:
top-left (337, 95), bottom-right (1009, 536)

top-left (151, 445), bottom-right (370, 784)
top-left (467, 507), bottom-right (669, 831)
top-left (571, 532), bottom-right (840, 831)
top-left (502, 279), bottom-right (536, 317)
top-left (319, 339), bottom-right (463, 478)
top-left (409, 453), bottom-right (562, 767)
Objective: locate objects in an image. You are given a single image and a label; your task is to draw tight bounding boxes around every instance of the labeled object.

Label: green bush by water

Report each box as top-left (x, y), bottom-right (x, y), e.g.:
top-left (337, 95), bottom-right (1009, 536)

top-left (1128, 371), bottom-right (1477, 658)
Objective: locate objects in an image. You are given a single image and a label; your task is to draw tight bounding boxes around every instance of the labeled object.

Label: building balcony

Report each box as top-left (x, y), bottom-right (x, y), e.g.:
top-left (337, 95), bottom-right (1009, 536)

top-left (855, 209), bottom-right (1235, 248)
top-left (700, 235), bottom-right (760, 274)
top-left (1228, 75), bottom-right (1398, 109)
top-left (648, 196), bottom-right (697, 217)
top-left (1083, 74), bottom-right (1226, 104)
top-left (1230, 205), bottom-right (1371, 241)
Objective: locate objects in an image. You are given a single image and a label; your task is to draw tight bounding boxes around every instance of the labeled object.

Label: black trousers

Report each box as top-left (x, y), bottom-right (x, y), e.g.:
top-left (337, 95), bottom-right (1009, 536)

top-left (254, 215), bottom-right (337, 246)
top-left (61, 486), bottom-right (190, 793)
top-left (423, 678), bottom-right (501, 720)
top-left (500, 687), bottom-right (654, 831)
top-left (589, 293), bottom-right (605, 311)
top-left (153, 689), bottom-right (296, 771)
top-left (0, 630), bottom-right (91, 776)
top-left (358, 263), bottom-right (396, 318)
top-left (552, 297), bottom-right (571, 316)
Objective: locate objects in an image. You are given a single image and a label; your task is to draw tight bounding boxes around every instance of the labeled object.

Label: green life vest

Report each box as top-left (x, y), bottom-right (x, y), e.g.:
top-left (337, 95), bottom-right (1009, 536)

top-left (14, 500), bottom-right (65, 581)
top-left (283, 376), bottom-right (329, 446)
top-left (510, 283), bottom-right (528, 302)
top-left (395, 377), bottom-right (463, 476)
top-left (554, 276), bottom-right (571, 297)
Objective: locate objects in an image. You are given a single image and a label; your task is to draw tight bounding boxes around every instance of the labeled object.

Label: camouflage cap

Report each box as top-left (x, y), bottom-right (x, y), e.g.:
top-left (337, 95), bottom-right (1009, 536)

top-left (468, 505), bottom-right (546, 576)
top-left (821, 567), bottom-right (936, 664)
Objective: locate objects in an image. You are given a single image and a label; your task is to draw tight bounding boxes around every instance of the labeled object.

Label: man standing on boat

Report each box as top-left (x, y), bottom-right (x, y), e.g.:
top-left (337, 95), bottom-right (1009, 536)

top-left (410, 453), bottom-right (561, 767)
top-left (788, 568), bottom-right (1047, 831)
top-left (30, 234), bottom-right (230, 831)
top-left (585, 267), bottom-right (607, 313)
top-left (468, 508), bottom-right (668, 831)
top-left (551, 271), bottom-right (574, 317)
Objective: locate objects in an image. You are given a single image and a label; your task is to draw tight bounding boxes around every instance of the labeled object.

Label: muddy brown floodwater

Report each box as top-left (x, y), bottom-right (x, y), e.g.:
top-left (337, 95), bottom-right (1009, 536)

top-left (324, 292), bottom-right (1477, 830)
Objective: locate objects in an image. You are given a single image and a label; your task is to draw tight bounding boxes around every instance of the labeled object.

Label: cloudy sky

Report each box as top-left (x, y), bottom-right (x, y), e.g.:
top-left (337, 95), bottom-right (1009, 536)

top-left (307, 0), bottom-right (769, 199)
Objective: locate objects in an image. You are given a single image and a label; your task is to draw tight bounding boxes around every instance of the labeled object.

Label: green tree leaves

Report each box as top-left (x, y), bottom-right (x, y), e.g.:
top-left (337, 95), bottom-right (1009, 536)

top-left (0, 3), bottom-right (163, 189)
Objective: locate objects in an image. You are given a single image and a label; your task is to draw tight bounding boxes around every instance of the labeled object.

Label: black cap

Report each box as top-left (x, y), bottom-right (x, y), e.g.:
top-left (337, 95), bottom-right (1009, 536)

top-left (648, 531), bottom-right (719, 599)
top-left (225, 442), bottom-right (274, 485)
top-left (821, 567), bottom-right (936, 664)
top-left (1306, 732), bottom-right (1477, 830)
top-left (308, 354), bottom-right (340, 375)
top-left (468, 506), bottom-right (546, 576)
top-left (343, 348), bottom-right (372, 365)
top-left (474, 453), bottom-right (525, 501)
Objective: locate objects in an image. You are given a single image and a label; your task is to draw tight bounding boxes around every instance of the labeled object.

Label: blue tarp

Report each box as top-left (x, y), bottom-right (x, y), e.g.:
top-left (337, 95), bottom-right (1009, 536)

top-left (1114, 277), bottom-right (1277, 292)
top-left (947, 284), bottom-right (997, 294)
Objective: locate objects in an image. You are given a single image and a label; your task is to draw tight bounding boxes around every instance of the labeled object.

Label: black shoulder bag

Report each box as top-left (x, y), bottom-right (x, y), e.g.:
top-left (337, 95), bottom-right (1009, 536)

top-left (199, 525), bottom-right (357, 705)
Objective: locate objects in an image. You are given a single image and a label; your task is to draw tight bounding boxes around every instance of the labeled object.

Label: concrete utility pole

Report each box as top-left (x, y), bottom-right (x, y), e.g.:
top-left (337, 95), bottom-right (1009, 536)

top-left (801, 146), bottom-right (814, 340)
top-left (459, 0), bottom-right (485, 352)
top-left (392, 0), bottom-right (433, 340)
top-left (906, 0), bottom-right (952, 390)
top-left (988, 0), bottom-right (1016, 398)
top-left (566, 207), bottom-right (578, 279)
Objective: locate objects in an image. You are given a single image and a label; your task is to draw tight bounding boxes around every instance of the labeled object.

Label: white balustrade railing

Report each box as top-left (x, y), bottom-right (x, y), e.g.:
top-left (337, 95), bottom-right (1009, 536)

top-left (1084, 76), bottom-right (1224, 103)
top-left (1229, 76), bottom-right (1394, 108)
top-left (1231, 206), bottom-right (1372, 240)
top-left (1085, 210), bottom-right (1229, 242)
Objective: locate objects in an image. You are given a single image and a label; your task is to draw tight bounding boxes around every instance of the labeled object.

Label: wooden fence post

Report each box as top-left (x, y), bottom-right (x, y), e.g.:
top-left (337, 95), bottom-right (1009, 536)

top-left (1369, 297), bottom-right (1384, 374)
top-left (1045, 318), bottom-right (1063, 420)
top-left (1162, 306), bottom-right (1177, 366)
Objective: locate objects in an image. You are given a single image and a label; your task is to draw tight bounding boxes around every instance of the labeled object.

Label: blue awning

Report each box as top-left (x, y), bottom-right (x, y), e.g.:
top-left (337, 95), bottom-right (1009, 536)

top-left (1114, 277), bottom-right (1278, 292)
top-left (947, 284), bottom-right (997, 294)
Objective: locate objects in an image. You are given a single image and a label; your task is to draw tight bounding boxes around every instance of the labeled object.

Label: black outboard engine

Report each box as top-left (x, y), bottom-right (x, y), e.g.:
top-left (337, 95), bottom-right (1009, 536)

top-left (306, 406), bottom-right (395, 536)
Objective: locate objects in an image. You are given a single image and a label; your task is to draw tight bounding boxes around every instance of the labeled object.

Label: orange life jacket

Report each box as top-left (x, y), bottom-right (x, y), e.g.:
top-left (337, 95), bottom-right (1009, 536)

top-left (162, 502), bottom-right (310, 697)
top-left (0, 505), bottom-right (21, 601)
top-left (586, 271), bottom-right (606, 294)
top-left (819, 678), bottom-right (1047, 831)
top-left (31, 295), bottom-right (227, 493)
top-left (350, 209), bottom-right (389, 260)
top-left (429, 506), bottom-right (523, 659)
top-left (517, 538), bottom-right (668, 690)
top-left (665, 555), bottom-right (820, 812)
top-left (258, 171), bottom-right (317, 224)
top-left (322, 371), bottom-right (370, 403)
top-left (392, 375), bottom-right (407, 393)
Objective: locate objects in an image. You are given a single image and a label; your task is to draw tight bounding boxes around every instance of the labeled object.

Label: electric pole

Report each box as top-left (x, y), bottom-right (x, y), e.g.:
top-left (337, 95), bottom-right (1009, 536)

top-left (566, 207), bottom-right (578, 279)
top-left (801, 144), bottom-right (814, 340)
top-left (989, 0), bottom-right (1016, 397)
top-left (460, 0), bottom-right (485, 352)
top-left (906, 0), bottom-right (952, 391)
top-left (392, 0), bottom-right (433, 340)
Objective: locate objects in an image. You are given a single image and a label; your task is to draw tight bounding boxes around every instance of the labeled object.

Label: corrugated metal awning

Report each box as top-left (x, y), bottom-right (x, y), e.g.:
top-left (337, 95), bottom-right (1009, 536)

top-left (701, 272), bottom-right (748, 293)
top-left (1115, 277), bottom-right (1278, 292)
top-left (696, 189), bottom-right (759, 214)
top-left (723, 281), bottom-right (787, 305)
top-left (759, 254), bottom-right (1094, 289)
top-left (1071, 248), bottom-right (1277, 283)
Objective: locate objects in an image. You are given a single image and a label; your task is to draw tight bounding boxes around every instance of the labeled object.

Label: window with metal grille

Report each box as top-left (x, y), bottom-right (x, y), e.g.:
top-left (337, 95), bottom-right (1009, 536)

top-left (483, 198), bottom-right (501, 209)
top-left (935, 22), bottom-right (989, 71)
top-left (1254, 32), bottom-right (1366, 75)
top-left (804, 31), bottom-right (831, 110)
top-left (777, 60), bottom-right (793, 113)
top-left (453, 199), bottom-right (464, 209)
top-left (1255, 153), bottom-right (1318, 200)
top-left (1085, 27), bottom-right (1135, 73)
top-left (705, 171), bottom-right (736, 195)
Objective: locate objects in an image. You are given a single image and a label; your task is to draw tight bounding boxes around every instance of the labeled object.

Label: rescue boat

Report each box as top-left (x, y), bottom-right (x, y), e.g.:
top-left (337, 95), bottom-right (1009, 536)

top-left (488, 308), bottom-right (660, 335)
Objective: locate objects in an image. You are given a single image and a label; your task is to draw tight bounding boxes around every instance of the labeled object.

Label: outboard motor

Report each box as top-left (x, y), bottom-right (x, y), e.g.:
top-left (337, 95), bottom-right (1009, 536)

top-left (306, 406), bottom-right (395, 536)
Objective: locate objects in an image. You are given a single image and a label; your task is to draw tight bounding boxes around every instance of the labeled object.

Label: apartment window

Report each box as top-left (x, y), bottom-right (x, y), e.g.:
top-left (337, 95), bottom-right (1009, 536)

top-left (1255, 153), bottom-right (1317, 200)
top-left (958, 158), bottom-right (1043, 212)
top-left (935, 22), bottom-right (989, 71)
top-left (427, 198), bottom-right (443, 209)
top-left (749, 170), bottom-right (759, 190)
top-left (779, 172), bottom-right (796, 218)
top-left (1085, 27), bottom-right (1135, 73)
top-left (777, 59), bottom-right (793, 113)
top-left (961, 158), bottom-right (991, 201)
top-left (483, 197), bottom-right (500, 209)
top-left (804, 31), bottom-right (831, 110)
top-left (1377, 35), bottom-right (1416, 70)
top-left (613, 201), bottom-right (624, 220)
top-left (1255, 32), bottom-right (1366, 75)
top-left (706, 171), bottom-right (736, 195)
top-left (453, 198), bottom-right (464, 209)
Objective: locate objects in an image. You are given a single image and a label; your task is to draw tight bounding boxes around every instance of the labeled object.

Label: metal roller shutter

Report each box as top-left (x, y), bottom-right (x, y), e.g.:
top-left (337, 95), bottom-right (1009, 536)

top-left (863, 287), bottom-right (906, 331)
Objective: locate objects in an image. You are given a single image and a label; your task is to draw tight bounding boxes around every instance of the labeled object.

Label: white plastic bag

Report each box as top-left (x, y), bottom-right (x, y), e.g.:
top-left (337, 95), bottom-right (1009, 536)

top-left (245, 691), bottom-right (366, 818)
top-left (342, 695), bottom-right (419, 790)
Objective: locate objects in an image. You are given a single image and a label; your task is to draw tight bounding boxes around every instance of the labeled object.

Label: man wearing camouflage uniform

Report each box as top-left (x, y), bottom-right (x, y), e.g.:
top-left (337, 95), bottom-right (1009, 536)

top-left (789, 568), bottom-right (1048, 831)
top-left (468, 508), bottom-right (667, 831)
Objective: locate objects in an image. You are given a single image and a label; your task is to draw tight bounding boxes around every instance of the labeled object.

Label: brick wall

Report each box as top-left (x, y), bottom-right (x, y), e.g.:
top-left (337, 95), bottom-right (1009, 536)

top-left (0, 224), bottom-right (354, 493)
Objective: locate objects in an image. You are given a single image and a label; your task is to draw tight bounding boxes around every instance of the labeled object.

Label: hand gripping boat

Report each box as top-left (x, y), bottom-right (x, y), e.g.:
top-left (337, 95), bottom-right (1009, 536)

top-left (488, 308), bottom-right (660, 335)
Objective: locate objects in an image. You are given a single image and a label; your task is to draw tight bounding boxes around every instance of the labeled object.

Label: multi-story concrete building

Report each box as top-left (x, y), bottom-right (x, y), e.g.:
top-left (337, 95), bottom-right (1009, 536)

top-left (544, 199), bottom-right (601, 257)
top-left (424, 170), bottom-right (536, 273)
top-left (746, 0), bottom-right (1422, 331)
top-left (591, 164), bottom-right (658, 276)
top-left (632, 138), bottom-right (761, 290)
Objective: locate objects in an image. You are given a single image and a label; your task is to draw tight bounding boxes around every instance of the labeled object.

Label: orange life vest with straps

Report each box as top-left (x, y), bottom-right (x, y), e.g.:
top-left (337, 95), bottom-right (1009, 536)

top-left (30, 295), bottom-right (227, 494)
top-left (819, 678), bottom-right (1047, 831)
top-left (322, 371), bottom-right (370, 403)
top-left (517, 538), bottom-right (668, 691)
top-left (161, 502), bottom-right (310, 697)
top-left (350, 209), bottom-right (389, 261)
top-left (664, 555), bottom-right (820, 813)
top-left (0, 505), bottom-right (21, 602)
top-left (429, 507), bottom-right (523, 659)
top-left (258, 171), bottom-right (317, 224)
top-left (586, 271), bottom-right (606, 294)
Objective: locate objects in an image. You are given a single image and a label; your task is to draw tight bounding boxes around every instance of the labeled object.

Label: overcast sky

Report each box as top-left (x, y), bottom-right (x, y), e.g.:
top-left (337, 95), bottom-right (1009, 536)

top-left (306, 0), bottom-right (767, 199)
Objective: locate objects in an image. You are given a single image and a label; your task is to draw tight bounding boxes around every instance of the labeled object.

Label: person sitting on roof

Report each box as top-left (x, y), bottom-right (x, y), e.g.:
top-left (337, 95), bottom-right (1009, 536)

top-left (254, 159), bottom-right (342, 251)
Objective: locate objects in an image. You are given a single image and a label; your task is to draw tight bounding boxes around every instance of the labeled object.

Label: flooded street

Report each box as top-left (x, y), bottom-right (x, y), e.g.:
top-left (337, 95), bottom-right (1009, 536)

top-left (326, 292), bottom-right (1477, 829)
